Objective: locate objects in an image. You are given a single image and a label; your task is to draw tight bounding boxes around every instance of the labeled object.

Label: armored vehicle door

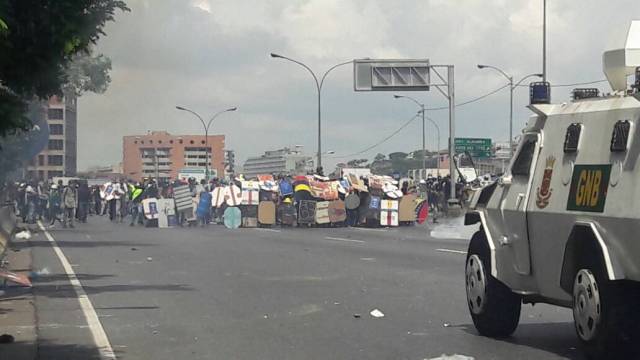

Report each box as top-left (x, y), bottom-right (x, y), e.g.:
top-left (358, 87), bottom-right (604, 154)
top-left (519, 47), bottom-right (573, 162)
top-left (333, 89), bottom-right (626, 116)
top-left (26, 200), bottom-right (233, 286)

top-left (494, 133), bottom-right (541, 275)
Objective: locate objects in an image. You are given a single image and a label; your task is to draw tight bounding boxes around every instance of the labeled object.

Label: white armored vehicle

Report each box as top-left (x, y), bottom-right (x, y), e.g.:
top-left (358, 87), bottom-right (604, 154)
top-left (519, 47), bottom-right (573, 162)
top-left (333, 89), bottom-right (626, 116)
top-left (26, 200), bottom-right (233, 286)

top-left (464, 22), bottom-right (640, 359)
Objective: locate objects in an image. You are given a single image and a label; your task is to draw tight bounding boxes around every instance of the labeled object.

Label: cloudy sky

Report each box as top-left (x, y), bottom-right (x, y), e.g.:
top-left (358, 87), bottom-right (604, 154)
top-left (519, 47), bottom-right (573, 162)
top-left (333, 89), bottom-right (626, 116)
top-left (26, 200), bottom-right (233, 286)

top-left (78, 0), bottom-right (640, 171)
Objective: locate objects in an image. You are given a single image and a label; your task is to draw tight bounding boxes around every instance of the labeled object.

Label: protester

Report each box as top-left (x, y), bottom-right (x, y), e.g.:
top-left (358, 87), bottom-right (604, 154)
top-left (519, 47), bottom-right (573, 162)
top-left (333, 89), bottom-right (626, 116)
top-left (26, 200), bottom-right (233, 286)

top-left (48, 184), bottom-right (63, 227)
top-left (128, 182), bottom-right (144, 226)
top-left (91, 185), bottom-right (102, 215)
top-left (196, 184), bottom-right (212, 226)
top-left (77, 181), bottom-right (90, 223)
top-left (61, 181), bottom-right (77, 228)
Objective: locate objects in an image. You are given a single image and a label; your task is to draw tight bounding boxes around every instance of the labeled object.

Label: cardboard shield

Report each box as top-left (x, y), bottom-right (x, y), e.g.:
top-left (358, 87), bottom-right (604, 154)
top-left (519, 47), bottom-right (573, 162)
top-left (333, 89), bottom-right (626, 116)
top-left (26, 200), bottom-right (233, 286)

top-left (279, 180), bottom-right (294, 196)
top-left (315, 201), bottom-right (330, 224)
top-left (225, 185), bottom-right (243, 206)
top-left (399, 194), bottom-right (418, 222)
top-left (211, 187), bottom-right (226, 207)
top-left (258, 201), bottom-right (276, 225)
top-left (344, 194), bottom-right (360, 210)
top-left (142, 198), bottom-right (159, 220)
top-left (298, 200), bottom-right (316, 225)
top-left (174, 185), bottom-right (193, 212)
top-left (242, 217), bottom-right (258, 228)
top-left (415, 200), bottom-right (429, 224)
top-left (157, 198), bottom-right (176, 228)
top-left (278, 204), bottom-right (296, 225)
top-left (224, 207), bottom-right (242, 229)
top-left (328, 200), bottom-right (347, 223)
top-left (241, 189), bottom-right (259, 205)
top-left (380, 200), bottom-right (399, 227)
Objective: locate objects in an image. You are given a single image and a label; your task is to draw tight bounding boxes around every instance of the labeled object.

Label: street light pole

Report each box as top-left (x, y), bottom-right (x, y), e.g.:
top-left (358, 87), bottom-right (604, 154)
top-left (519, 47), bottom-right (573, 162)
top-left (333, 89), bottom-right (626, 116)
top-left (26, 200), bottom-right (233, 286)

top-left (477, 65), bottom-right (543, 156)
top-left (175, 105), bottom-right (237, 180)
top-left (393, 95), bottom-right (427, 180)
top-left (271, 53), bottom-right (352, 173)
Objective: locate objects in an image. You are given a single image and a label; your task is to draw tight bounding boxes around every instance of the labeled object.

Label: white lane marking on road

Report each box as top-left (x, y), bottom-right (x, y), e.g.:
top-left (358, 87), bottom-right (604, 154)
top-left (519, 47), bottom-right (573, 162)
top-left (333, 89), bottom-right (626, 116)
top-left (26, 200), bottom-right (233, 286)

top-left (38, 221), bottom-right (117, 360)
top-left (351, 227), bottom-right (387, 232)
top-left (436, 248), bottom-right (467, 255)
top-left (324, 237), bottom-right (365, 244)
top-left (253, 228), bottom-right (281, 233)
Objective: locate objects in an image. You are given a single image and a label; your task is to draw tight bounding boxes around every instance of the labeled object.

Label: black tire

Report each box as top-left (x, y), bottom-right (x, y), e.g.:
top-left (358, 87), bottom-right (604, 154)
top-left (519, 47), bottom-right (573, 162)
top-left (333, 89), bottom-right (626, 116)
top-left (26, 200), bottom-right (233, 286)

top-left (466, 230), bottom-right (521, 338)
top-left (573, 264), bottom-right (640, 359)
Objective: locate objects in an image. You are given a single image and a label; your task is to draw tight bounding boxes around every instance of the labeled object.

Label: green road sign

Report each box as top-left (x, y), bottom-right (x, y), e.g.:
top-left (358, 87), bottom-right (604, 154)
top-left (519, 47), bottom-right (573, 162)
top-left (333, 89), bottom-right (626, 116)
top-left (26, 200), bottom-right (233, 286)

top-left (454, 138), bottom-right (492, 158)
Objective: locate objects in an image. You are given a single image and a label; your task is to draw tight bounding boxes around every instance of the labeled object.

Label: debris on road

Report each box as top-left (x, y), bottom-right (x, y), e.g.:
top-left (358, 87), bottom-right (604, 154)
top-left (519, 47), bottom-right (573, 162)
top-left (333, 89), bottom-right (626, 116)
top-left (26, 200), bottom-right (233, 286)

top-left (370, 309), bottom-right (385, 318)
top-left (0, 334), bottom-right (15, 344)
top-left (146, 257), bottom-right (153, 262)
top-left (131, 247), bottom-right (138, 251)
top-left (443, 322), bottom-right (451, 327)
top-left (353, 313), bottom-right (361, 319)
top-left (29, 267), bottom-right (50, 279)
top-left (15, 230), bottom-right (31, 240)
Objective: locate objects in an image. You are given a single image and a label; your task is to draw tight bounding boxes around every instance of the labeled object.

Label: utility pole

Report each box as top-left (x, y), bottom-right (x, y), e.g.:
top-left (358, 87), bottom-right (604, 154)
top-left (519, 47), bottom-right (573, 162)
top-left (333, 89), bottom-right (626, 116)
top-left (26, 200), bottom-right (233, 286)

top-left (543, 0), bottom-right (547, 82)
top-left (448, 65), bottom-right (456, 201)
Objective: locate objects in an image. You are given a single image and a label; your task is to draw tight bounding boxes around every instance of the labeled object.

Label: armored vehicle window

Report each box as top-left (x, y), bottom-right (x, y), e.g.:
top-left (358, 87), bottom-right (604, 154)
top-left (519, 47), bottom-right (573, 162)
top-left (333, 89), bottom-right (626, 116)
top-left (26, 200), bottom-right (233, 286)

top-left (511, 139), bottom-right (536, 176)
top-left (610, 120), bottom-right (630, 152)
top-left (564, 123), bottom-right (581, 153)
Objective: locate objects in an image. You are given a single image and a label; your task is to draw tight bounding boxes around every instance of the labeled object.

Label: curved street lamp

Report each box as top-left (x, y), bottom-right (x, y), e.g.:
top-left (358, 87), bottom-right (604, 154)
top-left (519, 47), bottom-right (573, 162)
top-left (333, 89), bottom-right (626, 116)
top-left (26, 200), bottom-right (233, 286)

top-left (477, 64), bottom-right (543, 157)
top-left (270, 53), bottom-right (353, 173)
top-left (175, 105), bottom-right (237, 179)
top-left (393, 94), bottom-right (428, 179)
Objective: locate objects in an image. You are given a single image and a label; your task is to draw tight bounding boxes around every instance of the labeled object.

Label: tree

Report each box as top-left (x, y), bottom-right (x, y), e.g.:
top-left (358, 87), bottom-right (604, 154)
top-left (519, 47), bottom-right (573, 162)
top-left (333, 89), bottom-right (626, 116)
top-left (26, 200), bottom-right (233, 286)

top-left (346, 159), bottom-right (368, 168)
top-left (0, 0), bottom-right (129, 136)
top-left (64, 53), bottom-right (113, 96)
top-left (373, 153), bottom-right (386, 162)
top-left (388, 152), bottom-right (408, 161)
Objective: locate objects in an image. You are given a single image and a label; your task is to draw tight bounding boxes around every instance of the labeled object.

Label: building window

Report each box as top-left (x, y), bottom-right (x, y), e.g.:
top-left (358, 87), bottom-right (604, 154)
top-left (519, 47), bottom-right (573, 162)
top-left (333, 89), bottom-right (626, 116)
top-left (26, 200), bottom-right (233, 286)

top-left (134, 140), bottom-right (138, 144)
top-left (158, 140), bottom-right (162, 144)
top-left (38, 155), bottom-right (45, 166)
top-left (179, 140), bottom-right (183, 144)
top-left (48, 108), bottom-right (64, 120)
top-left (47, 155), bottom-right (63, 166)
top-left (169, 140), bottom-right (174, 144)
top-left (49, 124), bottom-right (64, 135)
top-left (201, 140), bottom-right (205, 144)
top-left (190, 140), bottom-right (194, 144)
top-left (48, 170), bottom-right (63, 178)
top-left (141, 141), bottom-right (144, 144)
top-left (150, 140), bottom-right (153, 144)
top-left (48, 139), bottom-right (64, 150)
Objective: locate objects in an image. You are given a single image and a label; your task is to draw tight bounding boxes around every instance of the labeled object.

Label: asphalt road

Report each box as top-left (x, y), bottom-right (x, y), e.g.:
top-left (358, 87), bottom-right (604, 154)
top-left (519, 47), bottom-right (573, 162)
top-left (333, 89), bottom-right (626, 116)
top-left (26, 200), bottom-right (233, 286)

top-left (26, 216), bottom-right (582, 360)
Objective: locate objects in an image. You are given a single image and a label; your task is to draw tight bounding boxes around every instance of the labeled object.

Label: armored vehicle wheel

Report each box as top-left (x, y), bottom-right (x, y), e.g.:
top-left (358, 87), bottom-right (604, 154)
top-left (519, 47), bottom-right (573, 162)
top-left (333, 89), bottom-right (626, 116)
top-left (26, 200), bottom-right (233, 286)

top-left (466, 231), bottom-right (521, 338)
top-left (572, 267), bottom-right (639, 359)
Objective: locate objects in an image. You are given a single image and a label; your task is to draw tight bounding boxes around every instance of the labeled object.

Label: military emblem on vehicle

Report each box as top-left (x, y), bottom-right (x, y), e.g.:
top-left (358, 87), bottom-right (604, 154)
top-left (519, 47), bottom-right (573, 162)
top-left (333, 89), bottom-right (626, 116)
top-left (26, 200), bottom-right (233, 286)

top-left (536, 156), bottom-right (555, 208)
top-left (566, 164), bottom-right (612, 212)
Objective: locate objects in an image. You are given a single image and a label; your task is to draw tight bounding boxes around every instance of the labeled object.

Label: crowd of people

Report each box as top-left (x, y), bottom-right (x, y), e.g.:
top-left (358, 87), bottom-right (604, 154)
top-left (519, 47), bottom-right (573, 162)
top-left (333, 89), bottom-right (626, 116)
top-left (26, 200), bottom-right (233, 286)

top-left (4, 173), bottom-right (467, 229)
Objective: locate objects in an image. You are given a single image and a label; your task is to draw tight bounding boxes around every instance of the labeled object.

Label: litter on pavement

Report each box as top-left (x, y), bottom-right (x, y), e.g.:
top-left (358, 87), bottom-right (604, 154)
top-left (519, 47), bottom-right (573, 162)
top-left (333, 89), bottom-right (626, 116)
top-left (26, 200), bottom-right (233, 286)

top-left (15, 230), bottom-right (31, 240)
top-left (370, 309), bottom-right (385, 318)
